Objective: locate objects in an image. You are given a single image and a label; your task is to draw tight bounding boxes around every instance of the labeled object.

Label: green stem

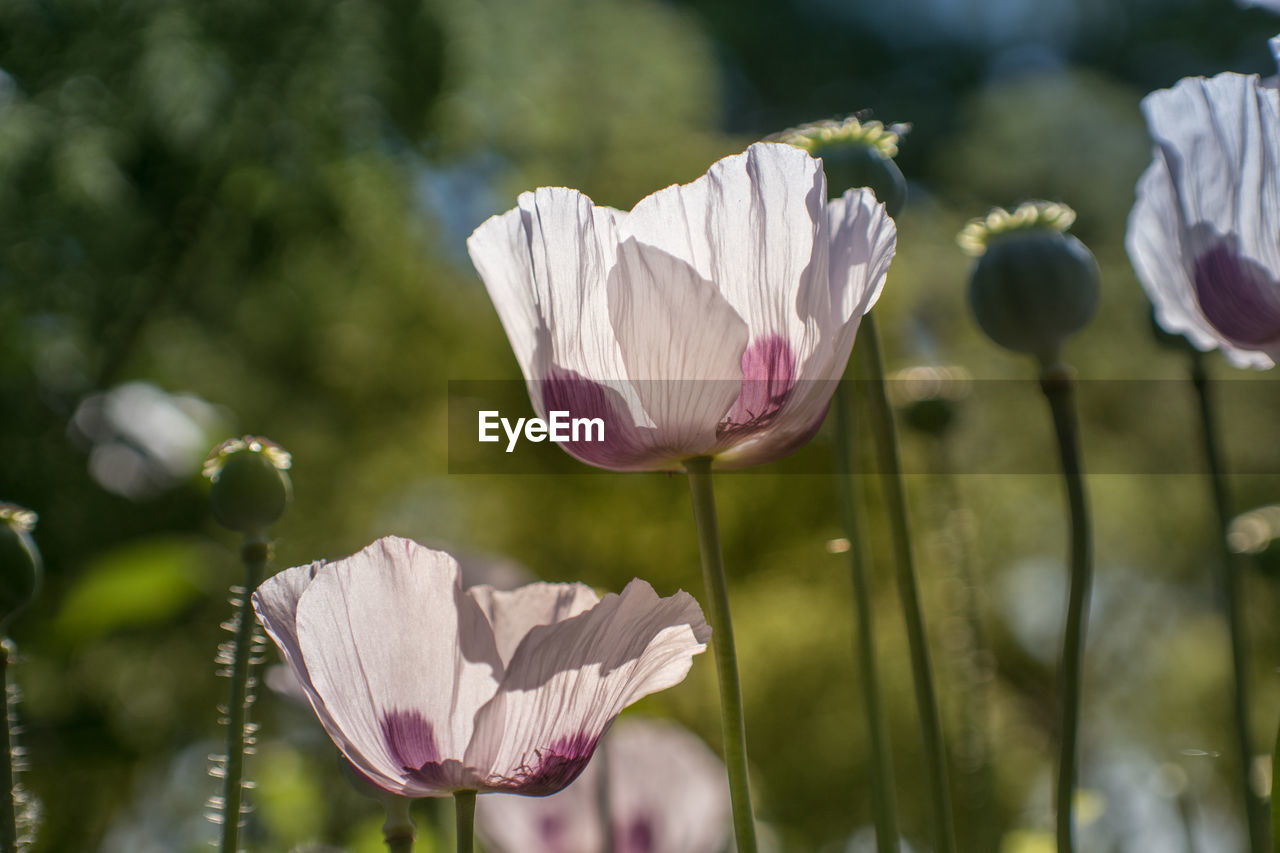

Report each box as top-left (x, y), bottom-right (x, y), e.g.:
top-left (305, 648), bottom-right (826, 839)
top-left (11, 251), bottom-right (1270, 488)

top-left (855, 314), bottom-right (955, 853)
top-left (220, 532), bottom-right (268, 853)
top-left (1190, 352), bottom-right (1267, 853)
top-left (454, 791), bottom-right (476, 853)
top-left (832, 383), bottom-right (900, 853)
top-left (382, 796), bottom-right (415, 853)
top-left (1038, 364), bottom-right (1092, 853)
top-left (684, 456), bottom-right (758, 853)
top-left (0, 644), bottom-right (15, 853)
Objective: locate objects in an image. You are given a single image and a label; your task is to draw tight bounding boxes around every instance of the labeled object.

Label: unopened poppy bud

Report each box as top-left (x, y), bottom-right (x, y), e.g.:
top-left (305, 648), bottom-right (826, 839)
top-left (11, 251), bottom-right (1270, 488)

top-left (768, 116), bottom-right (908, 215)
top-left (0, 504), bottom-right (41, 631)
top-left (203, 436), bottom-right (292, 533)
top-left (959, 201), bottom-right (1100, 365)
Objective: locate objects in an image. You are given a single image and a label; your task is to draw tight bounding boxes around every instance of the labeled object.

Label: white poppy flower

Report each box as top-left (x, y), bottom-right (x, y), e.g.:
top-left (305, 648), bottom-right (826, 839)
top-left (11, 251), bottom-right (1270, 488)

top-left (251, 536), bottom-right (709, 797)
top-left (1127, 41), bottom-right (1280, 368)
top-left (467, 142), bottom-right (897, 470)
top-left (476, 717), bottom-right (731, 853)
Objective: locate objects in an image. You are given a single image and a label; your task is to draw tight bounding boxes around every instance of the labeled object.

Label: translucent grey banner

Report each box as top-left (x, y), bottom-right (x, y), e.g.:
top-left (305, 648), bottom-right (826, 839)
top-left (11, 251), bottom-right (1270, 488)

top-left (446, 379), bottom-right (1280, 475)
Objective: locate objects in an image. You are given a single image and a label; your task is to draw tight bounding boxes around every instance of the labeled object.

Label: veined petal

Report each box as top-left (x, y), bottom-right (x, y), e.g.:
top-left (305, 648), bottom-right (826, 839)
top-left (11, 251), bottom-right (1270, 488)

top-left (294, 537), bottom-right (503, 795)
top-left (713, 188), bottom-right (897, 469)
top-left (1135, 70), bottom-right (1280, 364)
top-left (608, 239), bottom-right (749, 462)
top-left (468, 582), bottom-right (601, 668)
top-left (1127, 159), bottom-right (1272, 367)
top-left (254, 562), bottom-right (407, 794)
top-left (466, 204), bottom-right (542, 383)
top-left (621, 142), bottom-right (830, 367)
top-left (464, 580), bottom-right (710, 795)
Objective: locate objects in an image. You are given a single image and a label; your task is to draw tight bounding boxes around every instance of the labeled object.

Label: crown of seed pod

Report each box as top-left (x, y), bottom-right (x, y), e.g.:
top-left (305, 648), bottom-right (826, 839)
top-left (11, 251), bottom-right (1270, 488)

top-left (203, 436), bottom-right (293, 533)
top-left (0, 504), bottom-right (41, 632)
top-left (768, 116), bottom-right (909, 215)
top-left (959, 201), bottom-right (1100, 365)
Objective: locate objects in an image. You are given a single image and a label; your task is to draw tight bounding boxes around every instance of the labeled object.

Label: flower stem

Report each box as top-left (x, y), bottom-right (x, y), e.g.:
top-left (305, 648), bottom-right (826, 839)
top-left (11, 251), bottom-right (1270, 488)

top-left (854, 313), bottom-right (955, 853)
top-left (382, 796), bottom-right (415, 853)
top-left (1190, 352), bottom-right (1267, 853)
top-left (454, 791), bottom-right (476, 853)
top-left (1271, 716), bottom-right (1279, 853)
top-left (219, 532), bottom-right (268, 853)
top-left (684, 456), bottom-right (758, 853)
top-left (832, 383), bottom-right (900, 853)
top-left (1038, 363), bottom-right (1092, 853)
top-left (0, 644), bottom-right (15, 853)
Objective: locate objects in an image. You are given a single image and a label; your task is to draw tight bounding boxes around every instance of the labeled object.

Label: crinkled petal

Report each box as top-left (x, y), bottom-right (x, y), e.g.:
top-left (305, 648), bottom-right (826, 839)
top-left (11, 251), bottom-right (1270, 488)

top-left (1133, 70), bottom-right (1280, 366)
top-left (620, 142), bottom-right (830, 370)
top-left (464, 581), bottom-right (710, 794)
top-left (476, 756), bottom-right (605, 853)
top-left (293, 537), bottom-right (503, 795)
top-left (608, 239), bottom-right (749, 464)
top-left (713, 188), bottom-right (896, 469)
top-left (468, 582), bottom-right (601, 668)
top-left (254, 561), bottom-right (406, 794)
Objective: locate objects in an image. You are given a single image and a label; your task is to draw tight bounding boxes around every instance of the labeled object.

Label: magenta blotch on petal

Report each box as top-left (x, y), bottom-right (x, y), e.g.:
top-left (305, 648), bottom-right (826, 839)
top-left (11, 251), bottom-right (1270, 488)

top-left (720, 335), bottom-right (797, 440)
top-left (1193, 242), bottom-right (1280, 347)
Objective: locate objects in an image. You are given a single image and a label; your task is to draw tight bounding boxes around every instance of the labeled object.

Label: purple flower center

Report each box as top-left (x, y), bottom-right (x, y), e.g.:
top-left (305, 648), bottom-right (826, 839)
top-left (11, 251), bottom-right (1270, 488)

top-left (1193, 242), bottom-right (1280, 347)
top-left (719, 334), bottom-right (796, 440)
top-left (380, 710), bottom-right (452, 788)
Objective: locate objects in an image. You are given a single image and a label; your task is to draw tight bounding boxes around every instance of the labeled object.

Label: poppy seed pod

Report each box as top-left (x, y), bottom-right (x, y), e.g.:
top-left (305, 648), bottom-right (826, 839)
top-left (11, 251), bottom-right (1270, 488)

top-left (769, 116), bottom-right (908, 215)
top-left (203, 436), bottom-right (292, 533)
top-left (959, 202), bottom-right (1100, 364)
top-left (0, 505), bottom-right (41, 632)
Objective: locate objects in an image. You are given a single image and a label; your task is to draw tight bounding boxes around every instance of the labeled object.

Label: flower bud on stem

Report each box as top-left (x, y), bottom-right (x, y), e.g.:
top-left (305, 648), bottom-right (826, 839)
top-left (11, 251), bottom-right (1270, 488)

top-left (382, 795), bottom-right (415, 853)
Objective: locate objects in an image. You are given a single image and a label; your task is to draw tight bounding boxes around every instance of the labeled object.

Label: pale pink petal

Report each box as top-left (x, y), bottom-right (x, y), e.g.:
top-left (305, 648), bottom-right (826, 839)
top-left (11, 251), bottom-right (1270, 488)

top-left (607, 239), bottom-right (749, 464)
top-left (713, 188), bottom-right (896, 469)
top-left (466, 204), bottom-right (542, 383)
top-left (606, 718), bottom-right (731, 853)
top-left (464, 581), bottom-right (710, 794)
top-left (293, 537), bottom-right (503, 795)
top-left (1131, 71), bottom-right (1280, 366)
top-left (254, 562), bottom-right (407, 794)
top-left (621, 142), bottom-right (830, 372)
top-left (468, 582), bottom-right (601, 667)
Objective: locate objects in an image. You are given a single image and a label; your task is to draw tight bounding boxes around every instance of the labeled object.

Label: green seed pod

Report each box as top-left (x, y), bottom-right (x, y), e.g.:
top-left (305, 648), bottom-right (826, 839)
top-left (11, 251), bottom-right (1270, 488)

top-left (766, 116), bottom-right (908, 215)
top-left (203, 436), bottom-right (293, 533)
top-left (0, 505), bottom-right (41, 632)
top-left (822, 144), bottom-right (907, 218)
top-left (959, 202), bottom-right (1099, 365)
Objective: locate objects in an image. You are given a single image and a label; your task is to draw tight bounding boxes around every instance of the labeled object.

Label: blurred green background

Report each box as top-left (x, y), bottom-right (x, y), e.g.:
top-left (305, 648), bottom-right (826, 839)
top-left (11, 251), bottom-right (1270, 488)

top-left (4, 0), bottom-right (1280, 849)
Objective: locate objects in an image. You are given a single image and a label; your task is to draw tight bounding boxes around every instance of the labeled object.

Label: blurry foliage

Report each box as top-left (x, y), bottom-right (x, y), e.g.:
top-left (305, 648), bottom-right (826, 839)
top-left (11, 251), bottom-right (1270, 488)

top-left (2, 0), bottom-right (1280, 849)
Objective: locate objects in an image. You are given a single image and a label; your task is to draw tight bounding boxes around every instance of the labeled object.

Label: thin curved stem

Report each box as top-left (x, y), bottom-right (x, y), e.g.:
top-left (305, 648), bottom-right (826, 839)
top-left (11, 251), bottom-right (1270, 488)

top-left (454, 791), bottom-right (476, 853)
top-left (855, 313), bottom-right (955, 853)
top-left (219, 533), bottom-right (268, 853)
top-left (1190, 352), bottom-right (1266, 853)
top-left (0, 645), bottom-right (15, 853)
top-left (382, 796), bottom-right (415, 853)
top-left (1039, 364), bottom-right (1092, 853)
top-left (832, 383), bottom-right (900, 853)
top-left (684, 457), bottom-right (758, 853)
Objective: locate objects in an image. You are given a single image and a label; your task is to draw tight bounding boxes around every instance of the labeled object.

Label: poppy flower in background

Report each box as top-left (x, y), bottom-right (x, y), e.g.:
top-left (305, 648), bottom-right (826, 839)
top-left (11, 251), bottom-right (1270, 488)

top-left (467, 142), bottom-right (897, 471)
top-left (476, 717), bottom-right (731, 853)
top-left (1127, 37), bottom-right (1280, 368)
top-left (252, 536), bottom-right (709, 797)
